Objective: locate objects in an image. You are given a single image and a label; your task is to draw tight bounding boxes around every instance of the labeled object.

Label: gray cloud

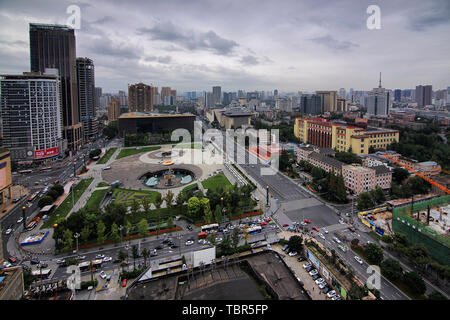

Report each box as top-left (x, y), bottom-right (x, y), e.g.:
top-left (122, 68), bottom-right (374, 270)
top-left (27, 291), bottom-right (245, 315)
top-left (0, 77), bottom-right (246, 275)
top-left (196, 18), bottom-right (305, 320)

top-left (240, 55), bottom-right (259, 66)
top-left (308, 35), bottom-right (359, 51)
top-left (408, 0), bottom-right (450, 31)
top-left (144, 55), bottom-right (172, 64)
top-left (137, 21), bottom-right (238, 55)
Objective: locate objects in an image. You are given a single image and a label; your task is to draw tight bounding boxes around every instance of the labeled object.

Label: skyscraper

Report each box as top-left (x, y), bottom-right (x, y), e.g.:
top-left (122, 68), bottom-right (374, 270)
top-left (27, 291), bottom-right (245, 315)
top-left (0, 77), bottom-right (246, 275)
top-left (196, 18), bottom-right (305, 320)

top-left (394, 89), bottom-right (402, 102)
top-left (366, 73), bottom-right (390, 116)
top-left (94, 87), bottom-right (102, 110)
top-left (415, 85), bottom-right (432, 106)
top-left (76, 57), bottom-right (97, 142)
top-left (316, 91), bottom-right (338, 112)
top-left (128, 83), bottom-right (153, 112)
top-left (29, 23), bottom-right (82, 150)
top-left (212, 86), bottom-right (221, 106)
top-left (300, 94), bottom-right (322, 115)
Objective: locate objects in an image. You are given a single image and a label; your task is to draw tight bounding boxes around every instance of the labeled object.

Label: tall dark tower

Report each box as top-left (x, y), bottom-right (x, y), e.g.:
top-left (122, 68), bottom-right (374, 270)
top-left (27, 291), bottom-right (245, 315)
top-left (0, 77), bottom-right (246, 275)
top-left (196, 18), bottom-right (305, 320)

top-left (76, 57), bottom-right (97, 142)
top-left (29, 23), bottom-right (82, 151)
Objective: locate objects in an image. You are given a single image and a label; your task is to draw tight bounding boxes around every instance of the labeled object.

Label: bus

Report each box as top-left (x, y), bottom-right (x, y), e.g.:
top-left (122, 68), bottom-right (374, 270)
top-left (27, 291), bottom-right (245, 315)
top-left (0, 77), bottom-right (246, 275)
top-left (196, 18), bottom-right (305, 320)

top-left (28, 191), bottom-right (40, 202)
top-left (201, 223), bottom-right (219, 233)
top-left (246, 226), bottom-right (262, 235)
top-left (78, 261), bottom-right (90, 272)
top-left (40, 167), bottom-right (52, 172)
top-left (32, 269), bottom-right (52, 280)
top-left (18, 169), bottom-right (32, 174)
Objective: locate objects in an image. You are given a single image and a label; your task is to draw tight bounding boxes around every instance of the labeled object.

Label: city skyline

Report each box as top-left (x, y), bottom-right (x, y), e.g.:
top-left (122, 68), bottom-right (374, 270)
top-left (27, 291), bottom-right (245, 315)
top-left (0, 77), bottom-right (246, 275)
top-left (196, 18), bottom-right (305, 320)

top-left (0, 0), bottom-right (449, 93)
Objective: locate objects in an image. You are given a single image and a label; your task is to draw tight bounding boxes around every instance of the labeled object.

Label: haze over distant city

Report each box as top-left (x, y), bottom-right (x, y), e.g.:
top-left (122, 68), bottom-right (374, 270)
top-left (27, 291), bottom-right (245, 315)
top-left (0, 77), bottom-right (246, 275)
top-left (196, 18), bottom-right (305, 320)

top-left (0, 0), bottom-right (449, 92)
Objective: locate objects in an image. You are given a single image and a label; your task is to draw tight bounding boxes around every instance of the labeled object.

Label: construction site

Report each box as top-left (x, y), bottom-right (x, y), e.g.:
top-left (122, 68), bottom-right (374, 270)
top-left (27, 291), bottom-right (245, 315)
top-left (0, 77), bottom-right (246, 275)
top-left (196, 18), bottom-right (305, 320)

top-left (392, 194), bottom-right (450, 266)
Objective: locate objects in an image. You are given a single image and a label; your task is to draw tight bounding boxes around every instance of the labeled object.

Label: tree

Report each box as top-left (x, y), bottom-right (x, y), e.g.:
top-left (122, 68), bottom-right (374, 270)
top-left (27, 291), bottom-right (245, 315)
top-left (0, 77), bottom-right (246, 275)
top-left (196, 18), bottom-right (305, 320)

top-left (103, 121), bottom-right (118, 139)
top-left (125, 220), bottom-right (133, 243)
top-left (164, 190), bottom-right (174, 208)
top-left (392, 167), bottom-right (410, 184)
top-left (351, 238), bottom-right (360, 246)
top-left (142, 248), bottom-right (150, 268)
top-left (154, 192), bottom-right (163, 209)
top-left (187, 197), bottom-right (202, 219)
top-left (89, 148), bottom-right (101, 159)
top-left (141, 197), bottom-right (151, 214)
top-left (201, 198), bottom-right (213, 223)
top-left (403, 271), bottom-right (426, 295)
top-left (287, 235), bottom-right (303, 253)
top-left (80, 225), bottom-right (91, 243)
top-left (365, 243), bottom-right (384, 265)
top-left (370, 186), bottom-right (386, 204)
top-left (130, 198), bottom-right (141, 216)
top-left (38, 196), bottom-right (54, 208)
top-left (117, 249), bottom-right (128, 273)
top-left (137, 219), bottom-right (148, 239)
top-left (131, 245), bottom-right (139, 270)
top-left (62, 229), bottom-right (74, 250)
top-left (381, 258), bottom-right (403, 280)
top-left (175, 192), bottom-right (186, 209)
top-left (357, 192), bottom-right (374, 210)
top-left (46, 189), bottom-right (60, 201)
top-left (231, 228), bottom-right (240, 249)
top-left (214, 205), bottom-right (223, 224)
top-left (111, 222), bottom-right (120, 244)
top-left (428, 291), bottom-right (447, 300)
top-left (167, 216), bottom-right (174, 230)
top-left (97, 221), bottom-right (106, 244)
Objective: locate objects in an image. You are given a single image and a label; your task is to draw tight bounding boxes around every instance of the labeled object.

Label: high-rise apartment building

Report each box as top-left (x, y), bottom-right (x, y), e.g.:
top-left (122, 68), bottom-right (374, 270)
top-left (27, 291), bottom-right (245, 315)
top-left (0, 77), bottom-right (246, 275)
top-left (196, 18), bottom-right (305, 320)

top-left (0, 70), bottom-right (65, 163)
top-left (300, 94), bottom-right (322, 115)
top-left (29, 23), bottom-right (82, 150)
top-left (394, 89), bottom-right (402, 102)
top-left (161, 87), bottom-right (171, 103)
top-left (128, 82), bottom-right (153, 112)
top-left (315, 91), bottom-right (338, 112)
top-left (94, 87), bottom-right (102, 110)
top-left (76, 57), bottom-right (97, 142)
top-left (338, 88), bottom-right (346, 99)
top-left (107, 98), bottom-right (120, 122)
top-left (415, 85), bottom-right (432, 106)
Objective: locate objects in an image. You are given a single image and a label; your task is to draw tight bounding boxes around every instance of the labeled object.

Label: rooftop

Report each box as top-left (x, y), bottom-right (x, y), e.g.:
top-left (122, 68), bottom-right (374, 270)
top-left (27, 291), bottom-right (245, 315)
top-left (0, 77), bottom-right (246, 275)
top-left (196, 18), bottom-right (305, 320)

top-left (308, 152), bottom-right (344, 169)
top-left (373, 165), bottom-right (391, 175)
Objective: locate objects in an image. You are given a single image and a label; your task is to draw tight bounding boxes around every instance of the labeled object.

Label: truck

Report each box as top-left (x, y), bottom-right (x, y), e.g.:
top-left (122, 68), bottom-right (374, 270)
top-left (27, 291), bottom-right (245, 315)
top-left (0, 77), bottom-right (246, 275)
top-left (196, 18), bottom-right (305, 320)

top-left (198, 232), bottom-right (208, 239)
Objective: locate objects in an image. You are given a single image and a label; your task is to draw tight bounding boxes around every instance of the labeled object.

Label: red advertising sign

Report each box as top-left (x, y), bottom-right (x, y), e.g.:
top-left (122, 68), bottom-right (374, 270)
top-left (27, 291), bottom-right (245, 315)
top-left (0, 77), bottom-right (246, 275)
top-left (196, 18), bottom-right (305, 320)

top-left (34, 147), bottom-right (59, 159)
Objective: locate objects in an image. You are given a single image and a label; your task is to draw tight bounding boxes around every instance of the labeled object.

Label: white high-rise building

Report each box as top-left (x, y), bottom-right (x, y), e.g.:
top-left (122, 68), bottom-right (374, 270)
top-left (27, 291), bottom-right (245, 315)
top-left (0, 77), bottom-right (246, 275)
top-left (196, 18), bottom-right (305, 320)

top-left (366, 73), bottom-right (390, 116)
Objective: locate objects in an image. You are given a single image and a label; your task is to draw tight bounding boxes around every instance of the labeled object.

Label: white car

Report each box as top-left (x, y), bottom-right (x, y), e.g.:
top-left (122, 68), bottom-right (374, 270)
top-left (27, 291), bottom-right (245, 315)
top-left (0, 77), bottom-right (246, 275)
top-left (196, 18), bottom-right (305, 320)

top-left (315, 278), bottom-right (325, 285)
top-left (300, 222), bottom-right (307, 226)
top-left (332, 295), bottom-right (341, 300)
top-left (95, 254), bottom-right (105, 259)
top-left (56, 259), bottom-right (65, 264)
top-left (303, 262), bottom-right (312, 269)
top-left (215, 237), bottom-right (222, 242)
top-left (288, 251), bottom-right (297, 257)
top-left (185, 240), bottom-right (194, 246)
top-left (309, 270), bottom-right (318, 276)
top-left (103, 256), bottom-right (112, 262)
top-left (319, 282), bottom-right (327, 289)
top-left (17, 217), bottom-right (23, 223)
top-left (333, 237), bottom-right (341, 244)
top-left (327, 290), bottom-right (337, 298)
top-left (99, 271), bottom-right (107, 279)
top-left (5, 228), bottom-right (12, 235)
top-left (354, 256), bottom-right (363, 264)
top-left (318, 233), bottom-right (325, 240)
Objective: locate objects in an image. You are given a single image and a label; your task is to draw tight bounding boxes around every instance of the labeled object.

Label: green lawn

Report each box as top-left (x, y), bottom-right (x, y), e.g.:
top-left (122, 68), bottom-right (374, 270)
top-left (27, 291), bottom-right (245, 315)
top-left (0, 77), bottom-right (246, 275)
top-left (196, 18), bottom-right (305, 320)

top-left (43, 178), bottom-right (94, 228)
top-left (116, 146), bottom-right (161, 160)
top-left (111, 187), bottom-right (160, 206)
top-left (96, 182), bottom-right (110, 188)
top-left (83, 189), bottom-right (109, 212)
top-left (97, 147), bottom-right (117, 164)
top-left (201, 174), bottom-right (233, 192)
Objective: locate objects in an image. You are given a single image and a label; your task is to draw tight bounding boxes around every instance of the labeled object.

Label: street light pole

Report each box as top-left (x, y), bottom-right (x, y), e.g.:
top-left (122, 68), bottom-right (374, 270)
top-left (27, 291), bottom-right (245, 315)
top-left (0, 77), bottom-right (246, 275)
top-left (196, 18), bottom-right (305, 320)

top-left (74, 232), bottom-right (80, 255)
top-left (21, 205), bottom-right (27, 230)
top-left (118, 225), bottom-right (123, 246)
top-left (266, 185), bottom-right (269, 207)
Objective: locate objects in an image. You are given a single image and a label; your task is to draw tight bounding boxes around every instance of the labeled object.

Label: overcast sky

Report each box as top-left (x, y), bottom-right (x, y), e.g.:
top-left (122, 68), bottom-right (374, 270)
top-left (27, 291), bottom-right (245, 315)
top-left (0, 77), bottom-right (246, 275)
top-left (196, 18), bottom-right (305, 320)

top-left (0, 0), bottom-right (449, 93)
